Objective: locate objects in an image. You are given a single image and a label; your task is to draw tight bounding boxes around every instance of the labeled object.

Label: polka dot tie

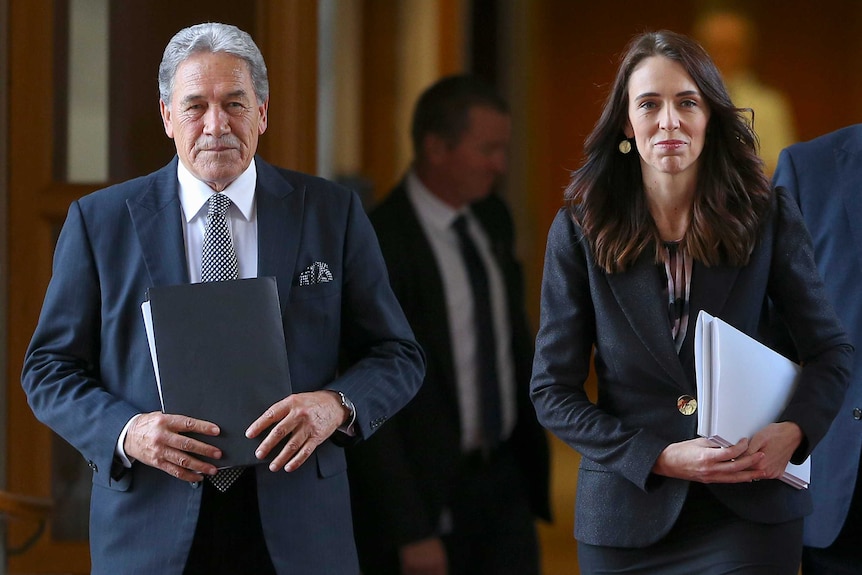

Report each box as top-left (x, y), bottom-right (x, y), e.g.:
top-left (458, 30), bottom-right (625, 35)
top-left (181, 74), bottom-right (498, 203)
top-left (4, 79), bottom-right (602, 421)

top-left (209, 465), bottom-right (244, 493)
top-left (201, 193), bottom-right (238, 283)
top-left (201, 193), bottom-right (243, 492)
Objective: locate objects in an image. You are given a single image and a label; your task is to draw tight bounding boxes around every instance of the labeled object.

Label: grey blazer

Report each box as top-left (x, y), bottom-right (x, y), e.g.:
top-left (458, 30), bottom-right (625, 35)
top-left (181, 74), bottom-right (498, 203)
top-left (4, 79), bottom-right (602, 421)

top-left (530, 187), bottom-right (852, 547)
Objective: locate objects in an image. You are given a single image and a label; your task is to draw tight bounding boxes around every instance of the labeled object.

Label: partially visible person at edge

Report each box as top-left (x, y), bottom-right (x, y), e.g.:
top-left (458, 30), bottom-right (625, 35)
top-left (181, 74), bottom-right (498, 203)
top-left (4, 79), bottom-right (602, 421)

top-left (347, 75), bottom-right (551, 575)
top-left (529, 30), bottom-right (852, 575)
top-left (21, 22), bottom-right (424, 575)
top-left (773, 125), bottom-right (862, 575)
top-left (693, 7), bottom-right (798, 176)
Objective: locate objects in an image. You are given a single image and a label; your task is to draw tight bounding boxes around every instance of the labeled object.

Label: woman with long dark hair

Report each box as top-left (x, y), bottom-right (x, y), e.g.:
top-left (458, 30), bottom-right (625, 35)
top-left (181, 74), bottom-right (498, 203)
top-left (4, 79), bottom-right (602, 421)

top-left (530, 30), bottom-right (852, 574)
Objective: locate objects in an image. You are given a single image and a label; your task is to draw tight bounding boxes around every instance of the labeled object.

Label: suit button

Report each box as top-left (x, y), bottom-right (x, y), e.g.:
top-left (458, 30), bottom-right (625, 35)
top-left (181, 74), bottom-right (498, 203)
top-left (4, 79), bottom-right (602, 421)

top-left (853, 407), bottom-right (862, 420)
top-left (87, 460), bottom-right (98, 472)
top-left (190, 481), bottom-right (201, 489)
top-left (677, 395), bottom-right (697, 416)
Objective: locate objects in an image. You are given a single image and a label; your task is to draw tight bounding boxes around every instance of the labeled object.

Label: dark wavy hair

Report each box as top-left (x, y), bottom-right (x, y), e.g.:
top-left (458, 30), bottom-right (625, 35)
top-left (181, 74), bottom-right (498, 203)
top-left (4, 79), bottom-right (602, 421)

top-left (564, 30), bottom-right (770, 273)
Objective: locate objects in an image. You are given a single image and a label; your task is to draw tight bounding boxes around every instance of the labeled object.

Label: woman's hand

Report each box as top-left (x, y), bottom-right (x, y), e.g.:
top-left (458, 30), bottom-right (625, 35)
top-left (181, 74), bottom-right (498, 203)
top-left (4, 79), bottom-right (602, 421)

top-left (652, 437), bottom-right (767, 483)
top-left (746, 421), bottom-right (804, 480)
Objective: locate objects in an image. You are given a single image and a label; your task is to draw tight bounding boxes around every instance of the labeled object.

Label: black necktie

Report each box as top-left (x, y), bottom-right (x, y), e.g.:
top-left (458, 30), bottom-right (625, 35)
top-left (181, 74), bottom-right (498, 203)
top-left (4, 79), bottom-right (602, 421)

top-left (201, 193), bottom-right (243, 491)
top-left (452, 214), bottom-right (502, 450)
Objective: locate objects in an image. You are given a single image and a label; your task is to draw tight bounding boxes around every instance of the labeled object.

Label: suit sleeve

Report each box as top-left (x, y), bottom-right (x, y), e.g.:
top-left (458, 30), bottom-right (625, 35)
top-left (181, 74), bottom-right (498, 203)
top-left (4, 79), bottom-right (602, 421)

top-left (768, 187), bottom-right (853, 461)
top-left (530, 210), bottom-right (670, 491)
top-left (330, 191), bottom-right (426, 442)
top-left (21, 201), bottom-right (139, 489)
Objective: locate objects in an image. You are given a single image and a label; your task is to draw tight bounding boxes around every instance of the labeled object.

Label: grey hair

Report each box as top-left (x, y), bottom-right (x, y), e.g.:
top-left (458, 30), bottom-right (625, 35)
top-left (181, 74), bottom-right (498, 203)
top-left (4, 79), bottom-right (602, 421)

top-left (158, 22), bottom-right (269, 105)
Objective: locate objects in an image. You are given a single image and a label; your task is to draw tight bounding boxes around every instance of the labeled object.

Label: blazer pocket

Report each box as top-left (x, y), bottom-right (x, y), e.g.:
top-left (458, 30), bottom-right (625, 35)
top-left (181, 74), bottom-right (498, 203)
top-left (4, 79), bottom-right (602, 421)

top-left (289, 280), bottom-right (341, 301)
top-left (315, 440), bottom-right (347, 478)
top-left (579, 456), bottom-right (611, 473)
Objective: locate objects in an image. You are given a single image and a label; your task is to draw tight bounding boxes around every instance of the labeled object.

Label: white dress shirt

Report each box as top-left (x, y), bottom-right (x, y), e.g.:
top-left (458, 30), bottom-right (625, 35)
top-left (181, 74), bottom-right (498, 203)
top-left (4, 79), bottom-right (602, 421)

top-left (177, 159), bottom-right (258, 283)
top-left (116, 160), bottom-right (259, 466)
top-left (406, 171), bottom-right (516, 451)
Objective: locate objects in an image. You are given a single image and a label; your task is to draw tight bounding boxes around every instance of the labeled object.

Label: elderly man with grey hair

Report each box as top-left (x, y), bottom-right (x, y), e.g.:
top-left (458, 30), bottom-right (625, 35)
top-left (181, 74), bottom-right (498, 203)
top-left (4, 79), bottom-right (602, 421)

top-left (21, 22), bottom-right (424, 575)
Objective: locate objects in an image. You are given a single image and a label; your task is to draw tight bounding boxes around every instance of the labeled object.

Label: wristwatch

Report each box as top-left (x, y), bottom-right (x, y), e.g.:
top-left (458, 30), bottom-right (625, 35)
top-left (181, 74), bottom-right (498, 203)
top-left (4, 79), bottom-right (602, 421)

top-left (333, 390), bottom-right (356, 428)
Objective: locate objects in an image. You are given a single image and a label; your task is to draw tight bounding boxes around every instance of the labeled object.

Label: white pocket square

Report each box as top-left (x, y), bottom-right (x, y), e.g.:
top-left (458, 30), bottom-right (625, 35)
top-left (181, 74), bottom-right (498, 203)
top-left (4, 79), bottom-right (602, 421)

top-left (298, 261), bottom-right (334, 286)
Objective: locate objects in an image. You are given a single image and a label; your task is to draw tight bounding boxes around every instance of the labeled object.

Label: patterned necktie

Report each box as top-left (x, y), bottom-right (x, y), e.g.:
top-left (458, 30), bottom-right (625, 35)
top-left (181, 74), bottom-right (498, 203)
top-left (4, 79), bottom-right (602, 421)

top-left (201, 193), bottom-right (238, 283)
top-left (452, 215), bottom-right (502, 450)
top-left (201, 193), bottom-right (243, 492)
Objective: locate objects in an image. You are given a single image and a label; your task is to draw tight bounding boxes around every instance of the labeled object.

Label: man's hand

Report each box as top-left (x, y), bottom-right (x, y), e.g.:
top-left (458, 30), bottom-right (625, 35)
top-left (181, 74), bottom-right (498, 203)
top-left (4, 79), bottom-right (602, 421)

top-left (400, 537), bottom-right (448, 575)
top-left (124, 412), bottom-right (221, 481)
top-left (652, 437), bottom-right (767, 483)
top-left (246, 390), bottom-right (347, 473)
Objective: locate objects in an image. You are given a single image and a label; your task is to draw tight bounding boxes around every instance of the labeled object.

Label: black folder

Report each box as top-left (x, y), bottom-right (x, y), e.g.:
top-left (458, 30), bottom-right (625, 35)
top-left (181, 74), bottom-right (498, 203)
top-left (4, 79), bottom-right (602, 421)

top-left (142, 277), bottom-right (292, 468)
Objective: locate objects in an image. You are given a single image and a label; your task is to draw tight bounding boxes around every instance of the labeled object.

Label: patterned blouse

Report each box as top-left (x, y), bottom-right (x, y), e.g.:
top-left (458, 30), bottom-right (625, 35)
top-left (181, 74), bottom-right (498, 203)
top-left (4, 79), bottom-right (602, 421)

top-left (662, 241), bottom-right (693, 354)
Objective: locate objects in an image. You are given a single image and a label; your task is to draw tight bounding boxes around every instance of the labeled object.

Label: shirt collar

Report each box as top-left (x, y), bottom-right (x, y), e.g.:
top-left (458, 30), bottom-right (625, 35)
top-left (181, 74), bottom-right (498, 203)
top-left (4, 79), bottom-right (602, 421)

top-left (178, 158), bottom-right (257, 223)
top-left (405, 170), bottom-right (467, 231)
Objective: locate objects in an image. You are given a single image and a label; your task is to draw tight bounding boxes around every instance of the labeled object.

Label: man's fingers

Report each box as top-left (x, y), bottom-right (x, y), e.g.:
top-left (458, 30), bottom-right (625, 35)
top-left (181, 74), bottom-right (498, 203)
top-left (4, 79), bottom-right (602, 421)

top-left (246, 400), bottom-right (290, 439)
top-left (254, 417), bottom-right (293, 460)
top-left (169, 434), bottom-right (222, 462)
top-left (164, 413), bottom-right (220, 436)
top-left (162, 460), bottom-right (208, 483)
top-left (271, 431), bottom-right (319, 473)
top-left (250, 391), bottom-right (345, 473)
top-left (126, 411), bottom-right (221, 478)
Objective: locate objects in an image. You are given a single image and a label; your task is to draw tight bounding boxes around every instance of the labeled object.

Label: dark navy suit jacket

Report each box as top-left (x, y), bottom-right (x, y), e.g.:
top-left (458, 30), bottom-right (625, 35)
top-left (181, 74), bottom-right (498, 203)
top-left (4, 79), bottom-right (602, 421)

top-left (21, 157), bottom-right (424, 574)
top-left (774, 125), bottom-right (862, 548)
top-left (531, 187), bottom-right (852, 547)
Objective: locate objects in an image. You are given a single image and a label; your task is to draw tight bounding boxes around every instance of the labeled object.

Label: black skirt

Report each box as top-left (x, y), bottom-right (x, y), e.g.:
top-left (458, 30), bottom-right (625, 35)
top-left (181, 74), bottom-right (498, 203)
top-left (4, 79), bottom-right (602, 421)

top-left (577, 483), bottom-right (803, 575)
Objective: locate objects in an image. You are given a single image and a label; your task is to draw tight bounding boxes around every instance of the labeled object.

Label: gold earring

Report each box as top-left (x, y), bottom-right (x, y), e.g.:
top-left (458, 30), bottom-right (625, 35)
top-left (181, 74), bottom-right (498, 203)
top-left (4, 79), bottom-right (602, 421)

top-left (618, 139), bottom-right (632, 154)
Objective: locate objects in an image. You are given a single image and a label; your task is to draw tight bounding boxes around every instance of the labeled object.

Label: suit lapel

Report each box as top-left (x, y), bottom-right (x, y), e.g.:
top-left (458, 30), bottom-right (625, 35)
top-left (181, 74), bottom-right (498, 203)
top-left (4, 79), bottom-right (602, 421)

top-left (606, 250), bottom-right (741, 391)
top-left (255, 157), bottom-right (300, 311)
top-left (687, 261), bottom-right (739, 324)
top-left (387, 185), bottom-right (448, 304)
top-left (127, 158), bottom-right (189, 287)
top-left (680, 260), bottom-right (740, 378)
top-left (126, 156), bottom-right (302, 303)
top-left (387, 185), bottom-right (457, 393)
top-left (606, 253), bottom-right (690, 389)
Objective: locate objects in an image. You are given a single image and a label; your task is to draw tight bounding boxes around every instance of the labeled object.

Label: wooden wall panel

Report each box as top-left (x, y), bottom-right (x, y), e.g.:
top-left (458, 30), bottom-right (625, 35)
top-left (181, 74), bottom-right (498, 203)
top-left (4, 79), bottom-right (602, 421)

top-left (255, 0), bottom-right (319, 174)
top-left (438, 0), bottom-right (466, 76)
top-left (361, 1), bottom-right (401, 201)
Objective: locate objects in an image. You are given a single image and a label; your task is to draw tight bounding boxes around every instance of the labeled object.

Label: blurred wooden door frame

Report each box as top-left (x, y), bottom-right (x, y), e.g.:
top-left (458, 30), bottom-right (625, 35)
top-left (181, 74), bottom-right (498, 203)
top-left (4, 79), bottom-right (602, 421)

top-left (4, 1), bottom-right (316, 572)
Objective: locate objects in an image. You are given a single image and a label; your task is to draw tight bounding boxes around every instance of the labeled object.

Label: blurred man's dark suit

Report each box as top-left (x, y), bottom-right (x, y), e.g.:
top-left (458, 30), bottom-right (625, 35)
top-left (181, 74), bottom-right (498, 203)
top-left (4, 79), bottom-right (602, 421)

top-left (347, 182), bottom-right (551, 573)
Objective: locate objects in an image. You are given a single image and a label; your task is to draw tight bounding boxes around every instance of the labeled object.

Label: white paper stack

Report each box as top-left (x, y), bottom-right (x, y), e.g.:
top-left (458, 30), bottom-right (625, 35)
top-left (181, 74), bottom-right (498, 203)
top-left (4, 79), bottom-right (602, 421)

top-left (694, 310), bottom-right (809, 489)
